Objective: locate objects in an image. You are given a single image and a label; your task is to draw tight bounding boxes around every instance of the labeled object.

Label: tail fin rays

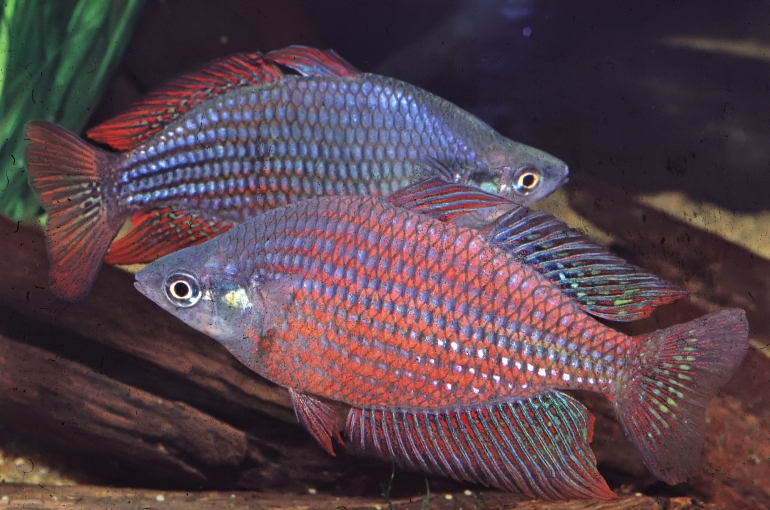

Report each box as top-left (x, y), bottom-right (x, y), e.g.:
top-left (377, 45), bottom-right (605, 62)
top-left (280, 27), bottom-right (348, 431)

top-left (25, 121), bottom-right (122, 301)
top-left (615, 309), bottom-right (749, 483)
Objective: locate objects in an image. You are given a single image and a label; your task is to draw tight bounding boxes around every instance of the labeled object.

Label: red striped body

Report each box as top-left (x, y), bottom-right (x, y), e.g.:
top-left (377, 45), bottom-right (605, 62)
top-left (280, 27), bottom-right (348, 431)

top-left (135, 192), bottom-right (749, 497)
top-left (215, 196), bottom-right (630, 408)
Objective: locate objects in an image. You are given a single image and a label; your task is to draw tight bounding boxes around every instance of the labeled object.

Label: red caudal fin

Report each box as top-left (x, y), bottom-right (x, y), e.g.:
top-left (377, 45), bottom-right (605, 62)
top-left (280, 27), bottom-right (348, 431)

top-left (615, 309), bottom-right (749, 484)
top-left (265, 46), bottom-right (361, 77)
top-left (290, 390), bottom-right (343, 457)
top-left (25, 121), bottom-right (124, 301)
top-left (105, 207), bottom-right (232, 265)
top-left (86, 52), bottom-right (283, 150)
top-left (346, 392), bottom-right (616, 501)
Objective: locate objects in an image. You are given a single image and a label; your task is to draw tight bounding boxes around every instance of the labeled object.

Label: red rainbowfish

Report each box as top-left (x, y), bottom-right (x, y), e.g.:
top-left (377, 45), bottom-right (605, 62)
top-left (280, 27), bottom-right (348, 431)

top-left (24, 45), bottom-right (569, 301)
top-left (134, 183), bottom-right (749, 500)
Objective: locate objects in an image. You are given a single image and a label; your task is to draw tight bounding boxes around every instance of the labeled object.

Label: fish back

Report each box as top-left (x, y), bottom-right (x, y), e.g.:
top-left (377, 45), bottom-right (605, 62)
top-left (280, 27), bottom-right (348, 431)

top-left (108, 75), bottom-right (490, 223)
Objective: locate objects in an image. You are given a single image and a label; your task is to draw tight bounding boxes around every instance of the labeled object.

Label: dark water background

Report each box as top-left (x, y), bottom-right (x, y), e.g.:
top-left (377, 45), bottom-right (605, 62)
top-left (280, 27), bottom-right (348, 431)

top-left (91, 0), bottom-right (770, 213)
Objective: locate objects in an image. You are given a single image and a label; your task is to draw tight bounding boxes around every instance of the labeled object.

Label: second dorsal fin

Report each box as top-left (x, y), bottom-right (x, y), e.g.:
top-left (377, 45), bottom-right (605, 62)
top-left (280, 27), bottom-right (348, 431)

top-left (482, 208), bottom-right (687, 321)
top-left (265, 45), bottom-right (361, 77)
top-left (87, 52), bottom-right (283, 150)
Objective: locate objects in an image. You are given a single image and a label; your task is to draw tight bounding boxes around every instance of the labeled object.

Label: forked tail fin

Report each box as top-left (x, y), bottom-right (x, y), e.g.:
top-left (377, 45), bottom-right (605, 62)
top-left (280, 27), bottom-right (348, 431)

top-left (615, 309), bottom-right (749, 484)
top-left (25, 121), bottom-right (123, 301)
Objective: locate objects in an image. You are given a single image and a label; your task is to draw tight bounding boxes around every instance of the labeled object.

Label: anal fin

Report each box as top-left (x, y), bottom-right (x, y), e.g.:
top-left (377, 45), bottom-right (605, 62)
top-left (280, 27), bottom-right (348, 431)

top-left (290, 390), bottom-right (343, 456)
top-left (346, 392), bottom-right (615, 501)
top-left (105, 207), bottom-right (232, 265)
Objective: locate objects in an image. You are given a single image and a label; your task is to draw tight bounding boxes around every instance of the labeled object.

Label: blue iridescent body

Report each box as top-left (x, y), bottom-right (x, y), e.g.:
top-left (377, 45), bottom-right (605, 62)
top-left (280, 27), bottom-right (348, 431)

top-left (108, 73), bottom-right (561, 221)
top-left (25, 46), bottom-right (568, 301)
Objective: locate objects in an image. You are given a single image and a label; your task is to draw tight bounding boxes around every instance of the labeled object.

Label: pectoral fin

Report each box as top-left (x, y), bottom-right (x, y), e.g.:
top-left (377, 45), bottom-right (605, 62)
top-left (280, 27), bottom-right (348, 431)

top-left (258, 275), bottom-right (304, 335)
top-left (290, 390), bottom-right (343, 456)
top-left (346, 392), bottom-right (615, 501)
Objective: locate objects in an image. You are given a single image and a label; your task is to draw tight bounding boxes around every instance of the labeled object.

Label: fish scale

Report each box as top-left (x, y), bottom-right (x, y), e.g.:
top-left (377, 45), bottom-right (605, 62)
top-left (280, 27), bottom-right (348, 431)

top-left (222, 196), bottom-right (626, 407)
top-left (111, 75), bottom-right (476, 220)
top-left (27, 46), bottom-right (570, 301)
top-left (135, 185), bottom-right (748, 498)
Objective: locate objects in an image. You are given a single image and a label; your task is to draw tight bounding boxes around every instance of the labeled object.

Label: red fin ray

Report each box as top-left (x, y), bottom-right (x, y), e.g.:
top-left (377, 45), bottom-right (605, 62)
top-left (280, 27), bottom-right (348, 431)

top-left (105, 207), bottom-right (231, 265)
top-left (265, 45), bottom-right (361, 77)
top-left (387, 178), bottom-right (515, 222)
top-left (86, 53), bottom-right (283, 150)
top-left (25, 121), bottom-right (123, 301)
top-left (616, 309), bottom-right (749, 483)
top-left (290, 390), bottom-right (343, 456)
top-left (346, 392), bottom-right (615, 501)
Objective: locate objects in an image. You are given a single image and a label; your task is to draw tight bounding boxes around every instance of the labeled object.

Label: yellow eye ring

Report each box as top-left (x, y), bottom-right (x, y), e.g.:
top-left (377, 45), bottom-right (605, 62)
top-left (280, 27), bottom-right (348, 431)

top-left (164, 271), bottom-right (202, 307)
top-left (513, 168), bottom-right (541, 193)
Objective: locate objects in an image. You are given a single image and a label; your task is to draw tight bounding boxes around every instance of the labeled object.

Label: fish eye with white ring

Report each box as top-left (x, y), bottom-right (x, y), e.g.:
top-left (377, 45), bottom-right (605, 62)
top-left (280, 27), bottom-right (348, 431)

top-left (511, 166), bottom-right (541, 195)
top-left (135, 239), bottom-right (271, 358)
top-left (164, 271), bottom-right (202, 307)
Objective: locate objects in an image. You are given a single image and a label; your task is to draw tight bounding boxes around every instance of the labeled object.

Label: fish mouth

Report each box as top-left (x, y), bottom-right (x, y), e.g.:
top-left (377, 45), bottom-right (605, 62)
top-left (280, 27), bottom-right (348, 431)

top-left (134, 280), bottom-right (150, 296)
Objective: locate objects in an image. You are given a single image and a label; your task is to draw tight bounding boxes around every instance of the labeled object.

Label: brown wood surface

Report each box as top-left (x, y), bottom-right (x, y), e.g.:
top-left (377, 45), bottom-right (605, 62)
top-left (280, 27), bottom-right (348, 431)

top-left (0, 484), bottom-right (718, 510)
top-left (0, 176), bottom-right (768, 507)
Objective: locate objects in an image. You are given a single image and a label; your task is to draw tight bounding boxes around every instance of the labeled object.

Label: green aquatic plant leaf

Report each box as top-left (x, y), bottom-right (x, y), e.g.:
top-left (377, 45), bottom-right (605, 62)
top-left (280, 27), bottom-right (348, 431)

top-left (0, 0), bottom-right (145, 224)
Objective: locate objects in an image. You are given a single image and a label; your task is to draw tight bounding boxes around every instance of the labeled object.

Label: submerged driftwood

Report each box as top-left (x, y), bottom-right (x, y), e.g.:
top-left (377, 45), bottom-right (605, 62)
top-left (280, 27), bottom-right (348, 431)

top-left (0, 177), bottom-right (768, 507)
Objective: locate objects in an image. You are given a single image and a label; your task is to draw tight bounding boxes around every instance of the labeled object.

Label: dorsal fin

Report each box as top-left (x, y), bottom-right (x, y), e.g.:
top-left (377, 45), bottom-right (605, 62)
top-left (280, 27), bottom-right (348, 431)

top-left (87, 52), bottom-right (283, 150)
top-left (265, 45), bottom-right (361, 77)
top-left (482, 208), bottom-right (687, 321)
top-left (387, 178), bottom-right (515, 222)
top-left (105, 207), bottom-right (231, 265)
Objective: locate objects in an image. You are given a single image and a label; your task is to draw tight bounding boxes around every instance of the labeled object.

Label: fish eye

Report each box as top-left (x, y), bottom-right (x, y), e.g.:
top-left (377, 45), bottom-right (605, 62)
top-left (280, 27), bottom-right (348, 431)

top-left (164, 271), bottom-right (202, 308)
top-left (513, 168), bottom-right (541, 194)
